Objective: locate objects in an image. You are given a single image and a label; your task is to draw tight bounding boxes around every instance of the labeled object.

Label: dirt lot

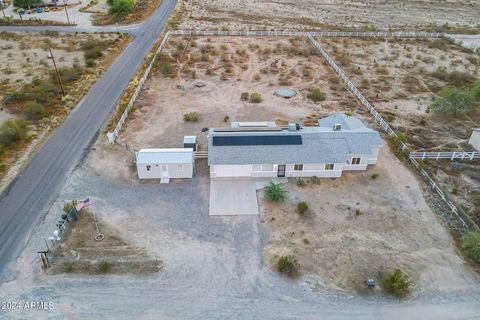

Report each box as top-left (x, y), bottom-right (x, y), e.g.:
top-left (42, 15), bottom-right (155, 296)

top-left (261, 147), bottom-right (476, 293)
top-left (0, 31), bottom-right (130, 192)
top-left (89, 0), bottom-right (162, 26)
top-left (93, 36), bottom-right (366, 182)
top-left (181, 0), bottom-right (480, 32)
top-left (47, 208), bottom-right (161, 275)
top-left (317, 36), bottom-right (480, 225)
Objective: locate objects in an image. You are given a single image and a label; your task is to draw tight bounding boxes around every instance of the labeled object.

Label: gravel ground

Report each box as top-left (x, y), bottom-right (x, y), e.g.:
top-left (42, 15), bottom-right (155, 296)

top-left (1, 154), bottom-right (480, 319)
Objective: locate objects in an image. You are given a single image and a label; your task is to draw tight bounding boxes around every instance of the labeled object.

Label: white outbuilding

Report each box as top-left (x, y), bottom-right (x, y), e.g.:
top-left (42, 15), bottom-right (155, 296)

top-left (469, 129), bottom-right (480, 151)
top-left (136, 148), bottom-right (194, 183)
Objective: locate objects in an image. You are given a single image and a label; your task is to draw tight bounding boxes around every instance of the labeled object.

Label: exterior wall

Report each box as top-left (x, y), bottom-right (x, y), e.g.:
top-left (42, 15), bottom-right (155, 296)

top-left (367, 147), bottom-right (380, 165)
top-left (137, 162), bottom-right (193, 179)
top-left (469, 131), bottom-right (480, 151)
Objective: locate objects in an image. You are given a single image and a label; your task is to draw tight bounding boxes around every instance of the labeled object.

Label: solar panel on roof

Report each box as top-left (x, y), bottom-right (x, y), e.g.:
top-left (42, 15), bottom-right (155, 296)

top-left (212, 135), bottom-right (302, 146)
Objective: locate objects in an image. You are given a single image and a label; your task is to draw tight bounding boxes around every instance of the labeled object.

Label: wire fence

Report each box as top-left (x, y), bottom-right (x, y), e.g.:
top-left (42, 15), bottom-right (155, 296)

top-left (410, 151), bottom-right (480, 160)
top-left (307, 34), bottom-right (476, 231)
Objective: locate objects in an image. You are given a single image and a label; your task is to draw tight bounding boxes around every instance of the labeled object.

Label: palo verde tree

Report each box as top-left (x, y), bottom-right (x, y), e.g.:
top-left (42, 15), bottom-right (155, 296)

top-left (430, 86), bottom-right (475, 116)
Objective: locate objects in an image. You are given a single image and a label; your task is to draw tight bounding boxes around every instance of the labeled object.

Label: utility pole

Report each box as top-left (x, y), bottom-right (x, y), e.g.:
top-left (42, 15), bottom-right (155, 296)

top-left (62, 0), bottom-right (70, 24)
top-left (48, 48), bottom-right (66, 96)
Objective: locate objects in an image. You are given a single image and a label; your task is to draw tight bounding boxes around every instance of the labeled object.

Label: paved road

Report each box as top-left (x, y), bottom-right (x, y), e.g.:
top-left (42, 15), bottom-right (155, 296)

top-left (0, 0), bottom-right (177, 281)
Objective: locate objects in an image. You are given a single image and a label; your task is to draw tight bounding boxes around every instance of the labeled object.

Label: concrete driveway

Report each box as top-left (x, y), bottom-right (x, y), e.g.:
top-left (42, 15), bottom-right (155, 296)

top-left (209, 179), bottom-right (259, 215)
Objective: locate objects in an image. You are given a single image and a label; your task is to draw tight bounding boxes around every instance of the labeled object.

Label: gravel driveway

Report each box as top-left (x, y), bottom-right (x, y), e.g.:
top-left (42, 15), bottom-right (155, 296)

top-left (1, 159), bottom-right (480, 319)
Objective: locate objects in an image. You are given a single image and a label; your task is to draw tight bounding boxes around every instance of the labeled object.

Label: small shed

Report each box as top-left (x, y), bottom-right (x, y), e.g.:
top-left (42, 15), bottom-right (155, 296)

top-left (469, 129), bottom-right (480, 151)
top-left (136, 148), bottom-right (194, 183)
top-left (183, 136), bottom-right (198, 151)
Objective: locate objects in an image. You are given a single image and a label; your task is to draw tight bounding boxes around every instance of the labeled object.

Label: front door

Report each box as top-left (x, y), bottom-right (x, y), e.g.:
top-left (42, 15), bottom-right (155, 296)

top-left (161, 165), bottom-right (169, 178)
top-left (277, 165), bottom-right (286, 177)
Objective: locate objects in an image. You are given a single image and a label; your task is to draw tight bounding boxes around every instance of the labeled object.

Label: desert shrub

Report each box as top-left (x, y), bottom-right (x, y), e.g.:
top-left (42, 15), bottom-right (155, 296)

top-left (63, 261), bottom-right (74, 273)
top-left (183, 112), bottom-right (199, 122)
top-left (97, 260), bottom-right (113, 273)
top-left (354, 209), bottom-right (363, 216)
top-left (447, 71), bottom-right (476, 88)
top-left (471, 81), bottom-right (480, 101)
top-left (84, 47), bottom-right (103, 60)
top-left (109, 0), bottom-right (135, 18)
top-left (430, 86), bottom-right (475, 116)
top-left (57, 63), bottom-right (84, 83)
top-left (306, 88), bottom-right (326, 102)
top-left (23, 100), bottom-right (45, 120)
top-left (295, 177), bottom-right (305, 186)
top-left (0, 119), bottom-right (27, 146)
top-left (62, 199), bottom-right (78, 214)
top-left (223, 115), bottom-right (229, 122)
top-left (461, 231), bottom-right (480, 263)
top-left (85, 59), bottom-right (96, 67)
top-left (264, 182), bottom-right (286, 202)
top-left (383, 268), bottom-right (411, 298)
top-left (240, 92), bottom-right (249, 101)
top-left (312, 176), bottom-right (320, 184)
top-left (371, 173), bottom-right (379, 180)
top-left (427, 39), bottom-right (449, 50)
top-left (277, 255), bottom-right (299, 275)
top-left (249, 92), bottom-right (262, 103)
top-left (297, 201), bottom-right (309, 215)
top-left (0, 144), bottom-right (5, 156)
top-left (397, 131), bottom-right (408, 143)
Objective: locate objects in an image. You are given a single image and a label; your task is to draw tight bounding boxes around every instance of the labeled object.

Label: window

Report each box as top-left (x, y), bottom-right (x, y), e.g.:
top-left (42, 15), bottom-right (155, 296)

top-left (333, 124), bottom-right (342, 131)
top-left (324, 164), bottom-right (334, 170)
top-left (351, 157), bottom-right (361, 165)
top-left (261, 164), bottom-right (274, 171)
top-left (146, 165), bottom-right (151, 171)
top-left (177, 164), bottom-right (183, 172)
top-left (293, 164), bottom-right (303, 171)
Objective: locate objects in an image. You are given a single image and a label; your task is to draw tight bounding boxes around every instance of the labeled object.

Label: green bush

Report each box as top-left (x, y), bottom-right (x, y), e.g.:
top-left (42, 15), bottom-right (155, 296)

top-left (109, 0), bottom-right (135, 18)
top-left (0, 144), bottom-right (5, 156)
top-left (383, 268), bottom-right (410, 298)
top-left (23, 100), bottom-right (45, 120)
top-left (264, 182), bottom-right (286, 202)
top-left (306, 88), bottom-right (326, 102)
top-left (295, 177), bottom-right (305, 186)
top-left (277, 255), bottom-right (299, 275)
top-left (249, 92), bottom-right (262, 103)
top-left (63, 261), bottom-right (74, 273)
top-left (471, 81), bottom-right (480, 101)
top-left (461, 231), bottom-right (480, 263)
top-left (97, 260), bottom-right (113, 273)
top-left (447, 71), bottom-right (476, 88)
top-left (183, 112), bottom-right (199, 122)
top-left (0, 119), bottom-right (27, 146)
top-left (63, 200), bottom-right (78, 214)
top-left (240, 92), bottom-right (250, 101)
top-left (13, 0), bottom-right (41, 9)
top-left (84, 47), bottom-right (103, 60)
top-left (297, 201), bottom-right (309, 215)
top-left (430, 86), bottom-right (475, 116)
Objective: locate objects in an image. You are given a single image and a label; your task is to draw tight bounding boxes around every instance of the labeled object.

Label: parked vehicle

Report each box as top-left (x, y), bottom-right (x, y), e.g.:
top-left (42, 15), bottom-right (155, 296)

top-left (35, 7), bottom-right (43, 13)
top-left (44, 7), bottom-right (50, 12)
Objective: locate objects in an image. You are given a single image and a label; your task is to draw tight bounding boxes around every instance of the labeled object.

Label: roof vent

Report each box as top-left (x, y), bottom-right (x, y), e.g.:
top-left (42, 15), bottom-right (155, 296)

top-left (288, 123), bottom-right (300, 132)
top-left (333, 124), bottom-right (342, 131)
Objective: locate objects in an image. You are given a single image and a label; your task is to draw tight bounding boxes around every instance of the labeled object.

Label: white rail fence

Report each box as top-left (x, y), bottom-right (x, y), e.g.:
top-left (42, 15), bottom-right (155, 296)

top-left (444, 34), bottom-right (480, 55)
top-left (107, 30), bottom-right (173, 143)
top-left (410, 151), bottom-right (480, 160)
top-left (306, 34), bottom-right (471, 230)
top-left (170, 30), bottom-right (443, 39)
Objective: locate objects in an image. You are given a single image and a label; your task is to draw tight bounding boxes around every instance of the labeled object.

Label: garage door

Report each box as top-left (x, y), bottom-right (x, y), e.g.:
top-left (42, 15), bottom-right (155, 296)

top-left (213, 165), bottom-right (252, 178)
top-left (209, 179), bottom-right (259, 215)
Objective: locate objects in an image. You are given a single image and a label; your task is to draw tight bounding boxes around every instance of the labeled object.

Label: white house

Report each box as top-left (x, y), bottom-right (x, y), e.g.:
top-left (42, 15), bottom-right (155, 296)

top-left (469, 128), bottom-right (480, 151)
top-left (207, 114), bottom-right (383, 179)
top-left (136, 148), bottom-right (194, 183)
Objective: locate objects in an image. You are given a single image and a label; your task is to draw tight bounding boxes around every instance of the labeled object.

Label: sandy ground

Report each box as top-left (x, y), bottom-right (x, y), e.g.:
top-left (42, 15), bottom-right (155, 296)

top-left (261, 146), bottom-right (477, 293)
top-left (181, 0), bottom-right (480, 32)
top-left (0, 35), bottom-right (480, 319)
top-left (317, 36), bottom-right (480, 225)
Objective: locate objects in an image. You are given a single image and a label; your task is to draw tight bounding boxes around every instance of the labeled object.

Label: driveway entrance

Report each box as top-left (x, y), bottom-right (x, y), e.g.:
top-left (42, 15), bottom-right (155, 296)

top-left (209, 179), bottom-right (259, 215)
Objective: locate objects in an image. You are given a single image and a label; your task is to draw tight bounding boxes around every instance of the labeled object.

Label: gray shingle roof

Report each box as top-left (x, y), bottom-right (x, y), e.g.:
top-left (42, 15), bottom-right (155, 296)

top-left (208, 114), bottom-right (383, 165)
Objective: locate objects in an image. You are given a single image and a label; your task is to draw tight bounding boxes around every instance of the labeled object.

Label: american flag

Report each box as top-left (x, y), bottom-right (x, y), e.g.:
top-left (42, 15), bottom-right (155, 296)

top-left (75, 197), bottom-right (91, 211)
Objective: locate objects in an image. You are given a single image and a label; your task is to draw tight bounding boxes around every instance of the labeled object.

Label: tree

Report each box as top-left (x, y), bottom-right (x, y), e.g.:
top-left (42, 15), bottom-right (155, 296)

top-left (109, 0), bottom-right (135, 18)
top-left (383, 268), bottom-right (411, 298)
top-left (13, 0), bottom-right (41, 9)
top-left (264, 182), bottom-right (286, 202)
top-left (462, 231), bottom-right (480, 263)
top-left (430, 86), bottom-right (475, 116)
